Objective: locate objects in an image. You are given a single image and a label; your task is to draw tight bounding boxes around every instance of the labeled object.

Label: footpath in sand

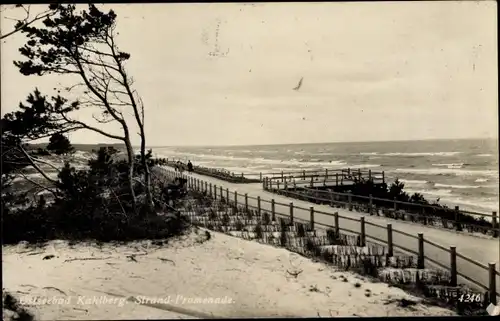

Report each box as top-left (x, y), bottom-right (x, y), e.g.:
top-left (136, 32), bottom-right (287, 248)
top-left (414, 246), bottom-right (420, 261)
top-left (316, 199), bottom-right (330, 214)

top-left (172, 169), bottom-right (499, 296)
top-left (3, 227), bottom-right (455, 319)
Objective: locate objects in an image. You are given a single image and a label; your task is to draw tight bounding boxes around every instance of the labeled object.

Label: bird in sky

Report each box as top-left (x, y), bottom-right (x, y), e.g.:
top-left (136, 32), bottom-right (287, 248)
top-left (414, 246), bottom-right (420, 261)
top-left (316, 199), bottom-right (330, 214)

top-left (293, 77), bottom-right (303, 91)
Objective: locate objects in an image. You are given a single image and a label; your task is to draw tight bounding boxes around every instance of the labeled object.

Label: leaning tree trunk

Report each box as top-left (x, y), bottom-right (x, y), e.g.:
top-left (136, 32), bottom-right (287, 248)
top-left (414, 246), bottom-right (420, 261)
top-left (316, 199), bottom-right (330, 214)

top-left (123, 136), bottom-right (137, 213)
top-left (139, 128), bottom-right (153, 210)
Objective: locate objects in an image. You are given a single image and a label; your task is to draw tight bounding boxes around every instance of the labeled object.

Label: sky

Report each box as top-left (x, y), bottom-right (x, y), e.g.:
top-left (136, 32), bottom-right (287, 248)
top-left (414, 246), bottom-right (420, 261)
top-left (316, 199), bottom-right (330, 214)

top-left (1, 1), bottom-right (498, 147)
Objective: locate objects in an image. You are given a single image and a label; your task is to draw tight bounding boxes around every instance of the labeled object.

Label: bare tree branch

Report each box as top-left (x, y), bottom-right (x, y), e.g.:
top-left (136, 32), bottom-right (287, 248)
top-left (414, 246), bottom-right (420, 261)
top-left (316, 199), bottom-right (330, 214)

top-left (18, 145), bottom-right (58, 185)
top-left (0, 5), bottom-right (55, 40)
top-left (16, 171), bottom-right (58, 198)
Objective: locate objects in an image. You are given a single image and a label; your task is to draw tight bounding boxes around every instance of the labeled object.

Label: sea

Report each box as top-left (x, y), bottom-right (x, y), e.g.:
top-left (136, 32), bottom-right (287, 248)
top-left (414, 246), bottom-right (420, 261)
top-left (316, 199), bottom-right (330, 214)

top-left (153, 138), bottom-right (499, 215)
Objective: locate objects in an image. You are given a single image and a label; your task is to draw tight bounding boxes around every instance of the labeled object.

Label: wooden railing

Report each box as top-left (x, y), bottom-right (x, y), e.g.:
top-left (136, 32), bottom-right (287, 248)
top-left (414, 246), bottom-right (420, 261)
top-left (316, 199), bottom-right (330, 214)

top-left (265, 168), bottom-right (385, 184)
top-left (262, 178), bottom-right (499, 238)
top-left (162, 168), bottom-right (499, 305)
top-left (165, 158), bottom-right (385, 184)
top-left (164, 160), bottom-right (260, 183)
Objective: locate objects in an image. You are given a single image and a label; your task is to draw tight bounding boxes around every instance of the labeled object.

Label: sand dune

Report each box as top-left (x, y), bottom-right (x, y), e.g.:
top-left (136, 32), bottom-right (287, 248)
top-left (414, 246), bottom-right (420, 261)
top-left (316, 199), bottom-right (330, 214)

top-left (2, 227), bottom-right (455, 319)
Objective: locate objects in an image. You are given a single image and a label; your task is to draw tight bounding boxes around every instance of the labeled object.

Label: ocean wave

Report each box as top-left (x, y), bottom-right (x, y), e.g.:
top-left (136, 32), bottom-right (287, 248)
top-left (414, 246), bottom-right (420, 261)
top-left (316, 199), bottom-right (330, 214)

top-left (155, 150), bottom-right (349, 169)
top-left (382, 152), bottom-right (462, 157)
top-left (359, 152), bottom-right (379, 155)
top-left (403, 189), bottom-right (498, 214)
top-left (394, 168), bottom-right (498, 177)
top-left (476, 154), bottom-right (493, 157)
top-left (435, 197), bottom-right (499, 214)
top-left (309, 152), bottom-right (335, 156)
top-left (434, 183), bottom-right (480, 189)
top-left (399, 179), bottom-right (429, 185)
top-left (405, 188), bottom-right (453, 197)
top-left (348, 164), bottom-right (381, 169)
top-left (475, 178), bottom-right (489, 183)
top-left (431, 163), bottom-right (464, 169)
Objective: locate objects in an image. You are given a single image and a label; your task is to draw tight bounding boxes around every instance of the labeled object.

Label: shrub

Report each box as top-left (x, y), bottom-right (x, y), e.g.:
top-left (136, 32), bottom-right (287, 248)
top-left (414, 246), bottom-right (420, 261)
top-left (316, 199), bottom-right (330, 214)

top-left (296, 223), bottom-right (306, 238)
top-left (262, 212), bottom-right (271, 225)
top-left (234, 219), bottom-right (244, 231)
top-left (254, 223), bottom-right (263, 239)
top-left (3, 292), bottom-right (35, 321)
top-left (2, 147), bottom-right (189, 244)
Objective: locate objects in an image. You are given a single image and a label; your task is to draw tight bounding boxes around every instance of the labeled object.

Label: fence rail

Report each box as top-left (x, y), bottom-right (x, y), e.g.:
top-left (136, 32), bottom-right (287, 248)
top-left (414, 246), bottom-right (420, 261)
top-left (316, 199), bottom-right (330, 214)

top-left (262, 179), bottom-right (498, 237)
top-left (165, 158), bottom-right (385, 183)
top-left (163, 168), bottom-right (499, 305)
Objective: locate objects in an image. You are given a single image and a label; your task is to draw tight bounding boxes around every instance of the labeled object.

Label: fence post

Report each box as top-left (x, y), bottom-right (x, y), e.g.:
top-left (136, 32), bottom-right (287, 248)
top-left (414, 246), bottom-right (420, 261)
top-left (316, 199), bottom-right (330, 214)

top-left (348, 193), bottom-right (353, 211)
top-left (325, 169), bottom-right (328, 179)
top-left (387, 224), bottom-right (393, 257)
top-left (209, 183), bottom-right (213, 197)
top-left (334, 212), bottom-right (339, 236)
top-left (226, 188), bottom-right (229, 203)
top-left (257, 196), bottom-right (261, 216)
top-left (382, 171), bottom-right (385, 184)
top-left (450, 246), bottom-right (457, 287)
top-left (310, 176), bottom-right (314, 187)
top-left (417, 233), bottom-right (425, 269)
top-left (213, 185), bottom-right (217, 200)
top-left (489, 263), bottom-right (497, 305)
top-left (284, 181), bottom-right (288, 192)
top-left (368, 169), bottom-right (372, 180)
top-left (271, 199), bottom-right (276, 221)
top-left (205, 181), bottom-right (208, 193)
top-left (303, 170), bottom-right (306, 180)
top-left (369, 194), bottom-right (373, 214)
top-left (234, 191), bottom-right (238, 206)
top-left (281, 170), bottom-right (284, 181)
top-left (336, 173), bottom-right (339, 186)
top-left (358, 168), bottom-right (361, 180)
top-left (245, 193), bottom-right (248, 212)
top-left (310, 207), bottom-right (315, 230)
top-left (289, 202), bottom-right (294, 223)
top-left (492, 211), bottom-right (498, 237)
top-left (277, 181), bottom-right (280, 191)
top-left (393, 197), bottom-right (398, 211)
top-left (259, 172), bottom-right (263, 182)
top-left (360, 217), bottom-right (366, 246)
top-left (262, 177), bottom-right (266, 189)
top-left (329, 190), bottom-right (334, 207)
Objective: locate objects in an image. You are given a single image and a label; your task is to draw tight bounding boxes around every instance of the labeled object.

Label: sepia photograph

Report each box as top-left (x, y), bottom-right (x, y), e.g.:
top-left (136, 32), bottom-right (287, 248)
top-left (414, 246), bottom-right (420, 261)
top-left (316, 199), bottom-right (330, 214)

top-left (1, 1), bottom-right (498, 319)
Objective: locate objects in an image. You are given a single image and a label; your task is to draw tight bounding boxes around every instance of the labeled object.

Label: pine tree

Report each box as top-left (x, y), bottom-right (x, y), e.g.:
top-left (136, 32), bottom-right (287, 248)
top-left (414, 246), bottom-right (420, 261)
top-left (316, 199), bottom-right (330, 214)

top-left (47, 133), bottom-right (74, 155)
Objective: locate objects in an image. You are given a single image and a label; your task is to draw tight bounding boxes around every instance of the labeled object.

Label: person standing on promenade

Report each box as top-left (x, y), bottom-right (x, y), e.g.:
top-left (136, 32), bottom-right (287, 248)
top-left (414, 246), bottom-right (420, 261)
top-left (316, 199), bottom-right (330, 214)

top-left (187, 160), bottom-right (193, 173)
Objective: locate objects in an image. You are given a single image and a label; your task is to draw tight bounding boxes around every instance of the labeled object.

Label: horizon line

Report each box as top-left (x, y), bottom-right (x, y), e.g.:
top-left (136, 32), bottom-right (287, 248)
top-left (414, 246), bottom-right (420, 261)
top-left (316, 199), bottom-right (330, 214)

top-left (146, 136), bottom-right (498, 149)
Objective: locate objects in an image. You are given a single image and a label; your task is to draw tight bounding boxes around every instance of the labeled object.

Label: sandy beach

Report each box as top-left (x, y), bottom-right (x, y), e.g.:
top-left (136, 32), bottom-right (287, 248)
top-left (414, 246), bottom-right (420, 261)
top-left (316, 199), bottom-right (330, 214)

top-left (2, 226), bottom-right (456, 320)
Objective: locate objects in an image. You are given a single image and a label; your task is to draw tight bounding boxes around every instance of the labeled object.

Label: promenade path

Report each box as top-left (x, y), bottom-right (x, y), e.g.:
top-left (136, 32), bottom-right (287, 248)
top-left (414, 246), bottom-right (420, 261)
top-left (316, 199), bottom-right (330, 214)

top-left (163, 167), bottom-right (499, 299)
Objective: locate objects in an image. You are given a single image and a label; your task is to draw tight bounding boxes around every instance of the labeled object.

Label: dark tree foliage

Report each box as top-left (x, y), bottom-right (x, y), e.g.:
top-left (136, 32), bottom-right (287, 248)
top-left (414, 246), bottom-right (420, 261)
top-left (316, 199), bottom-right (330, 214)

top-left (2, 4), bottom-right (184, 246)
top-left (3, 147), bottom-right (183, 244)
top-left (0, 4), bottom-right (56, 40)
top-left (47, 133), bottom-right (74, 155)
top-left (13, 3), bottom-right (150, 211)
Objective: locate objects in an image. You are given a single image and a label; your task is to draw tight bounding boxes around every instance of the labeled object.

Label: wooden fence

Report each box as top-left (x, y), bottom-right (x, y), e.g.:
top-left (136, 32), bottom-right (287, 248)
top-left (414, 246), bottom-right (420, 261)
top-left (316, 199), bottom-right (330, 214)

top-left (165, 160), bottom-right (260, 183)
top-left (166, 158), bottom-right (384, 184)
top-left (263, 178), bottom-right (498, 237)
top-left (163, 169), bottom-right (499, 305)
top-left (265, 168), bottom-right (385, 184)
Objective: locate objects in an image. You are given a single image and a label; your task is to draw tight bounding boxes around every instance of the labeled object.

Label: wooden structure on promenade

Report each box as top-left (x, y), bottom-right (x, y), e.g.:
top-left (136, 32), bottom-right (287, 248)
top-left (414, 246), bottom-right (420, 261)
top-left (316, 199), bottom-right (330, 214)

top-left (263, 168), bottom-right (386, 192)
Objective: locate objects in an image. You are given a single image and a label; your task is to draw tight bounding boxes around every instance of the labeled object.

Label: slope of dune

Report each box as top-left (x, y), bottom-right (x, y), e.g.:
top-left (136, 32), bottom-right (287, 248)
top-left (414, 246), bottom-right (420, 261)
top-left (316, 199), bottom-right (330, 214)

top-left (2, 227), bottom-right (456, 320)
